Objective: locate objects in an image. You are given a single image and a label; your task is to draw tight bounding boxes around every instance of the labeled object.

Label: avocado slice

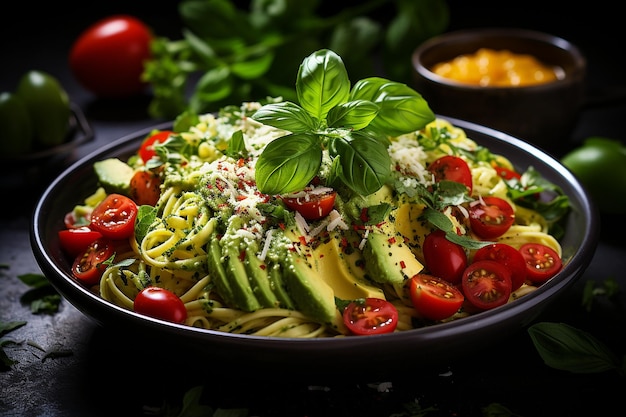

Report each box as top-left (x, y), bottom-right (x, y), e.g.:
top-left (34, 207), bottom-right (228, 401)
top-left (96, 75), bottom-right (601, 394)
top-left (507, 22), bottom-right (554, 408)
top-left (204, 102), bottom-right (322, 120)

top-left (243, 242), bottom-right (280, 309)
top-left (207, 237), bottom-right (236, 307)
top-left (311, 230), bottom-right (384, 300)
top-left (282, 250), bottom-right (340, 328)
top-left (362, 214), bottom-right (425, 285)
top-left (223, 239), bottom-right (262, 312)
top-left (93, 157), bottom-right (135, 195)
top-left (267, 264), bottom-right (296, 310)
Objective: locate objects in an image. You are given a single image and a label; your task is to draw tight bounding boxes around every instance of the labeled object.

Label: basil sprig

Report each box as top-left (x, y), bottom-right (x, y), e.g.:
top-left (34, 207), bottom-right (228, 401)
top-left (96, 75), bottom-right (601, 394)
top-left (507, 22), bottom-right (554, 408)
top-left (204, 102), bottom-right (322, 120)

top-left (252, 49), bottom-right (435, 196)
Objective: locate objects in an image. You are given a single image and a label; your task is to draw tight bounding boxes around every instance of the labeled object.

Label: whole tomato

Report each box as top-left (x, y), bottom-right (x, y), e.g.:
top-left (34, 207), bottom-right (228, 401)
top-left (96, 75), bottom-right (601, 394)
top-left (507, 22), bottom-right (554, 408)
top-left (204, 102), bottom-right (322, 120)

top-left (69, 15), bottom-right (153, 98)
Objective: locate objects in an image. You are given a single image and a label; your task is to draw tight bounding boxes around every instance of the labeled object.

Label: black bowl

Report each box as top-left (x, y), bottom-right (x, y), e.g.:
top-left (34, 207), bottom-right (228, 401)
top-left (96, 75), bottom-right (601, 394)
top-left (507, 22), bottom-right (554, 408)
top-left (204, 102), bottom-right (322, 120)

top-left (31, 118), bottom-right (598, 378)
top-left (412, 28), bottom-right (587, 153)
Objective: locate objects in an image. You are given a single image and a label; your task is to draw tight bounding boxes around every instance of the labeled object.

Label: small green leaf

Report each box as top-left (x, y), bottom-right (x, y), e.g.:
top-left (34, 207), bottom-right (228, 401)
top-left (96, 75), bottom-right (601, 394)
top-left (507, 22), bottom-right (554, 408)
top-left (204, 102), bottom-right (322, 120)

top-left (255, 133), bottom-right (322, 194)
top-left (225, 130), bottom-right (248, 159)
top-left (528, 322), bottom-right (621, 374)
top-left (296, 49), bottom-right (350, 121)
top-left (350, 77), bottom-right (435, 136)
top-left (252, 101), bottom-right (317, 133)
top-left (328, 131), bottom-right (391, 196)
top-left (326, 99), bottom-right (379, 130)
top-left (135, 205), bottom-right (158, 244)
top-left (230, 50), bottom-right (274, 80)
top-left (190, 67), bottom-right (233, 108)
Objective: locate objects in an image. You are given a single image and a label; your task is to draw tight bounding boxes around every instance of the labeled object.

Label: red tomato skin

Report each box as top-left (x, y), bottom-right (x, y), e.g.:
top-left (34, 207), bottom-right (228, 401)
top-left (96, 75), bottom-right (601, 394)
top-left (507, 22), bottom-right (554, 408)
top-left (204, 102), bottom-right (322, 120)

top-left (461, 260), bottom-right (512, 310)
top-left (134, 287), bottom-right (188, 324)
top-left (90, 194), bottom-right (138, 240)
top-left (69, 15), bottom-right (153, 98)
top-left (493, 165), bottom-right (521, 180)
top-left (422, 230), bottom-right (468, 285)
top-left (473, 243), bottom-right (527, 291)
top-left (139, 130), bottom-right (173, 163)
top-left (58, 227), bottom-right (103, 257)
top-left (428, 155), bottom-right (473, 193)
top-left (408, 274), bottom-right (465, 321)
top-left (468, 196), bottom-right (515, 239)
top-left (342, 298), bottom-right (399, 336)
top-left (282, 190), bottom-right (337, 220)
top-left (129, 170), bottom-right (161, 206)
top-left (71, 237), bottom-right (115, 286)
top-left (519, 243), bottom-right (563, 283)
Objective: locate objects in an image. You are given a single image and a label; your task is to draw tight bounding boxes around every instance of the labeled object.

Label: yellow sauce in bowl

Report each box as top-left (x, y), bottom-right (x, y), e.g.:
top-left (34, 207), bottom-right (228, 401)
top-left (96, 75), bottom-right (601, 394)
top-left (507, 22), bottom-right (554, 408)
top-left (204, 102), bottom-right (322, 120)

top-left (431, 48), bottom-right (559, 87)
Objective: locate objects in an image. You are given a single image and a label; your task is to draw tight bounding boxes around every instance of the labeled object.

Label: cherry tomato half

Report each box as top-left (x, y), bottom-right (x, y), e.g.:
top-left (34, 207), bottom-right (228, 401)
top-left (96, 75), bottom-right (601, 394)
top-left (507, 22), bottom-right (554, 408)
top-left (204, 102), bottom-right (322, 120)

top-left (519, 243), bottom-right (562, 283)
top-left (59, 227), bottom-right (103, 257)
top-left (282, 188), bottom-right (337, 221)
top-left (473, 243), bottom-right (527, 291)
top-left (134, 287), bottom-right (188, 324)
top-left (138, 130), bottom-right (173, 163)
top-left (461, 260), bottom-right (512, 310)
top-left (71, 237), bottom-right (115, 286)
top-left (69, 15), bottom-right (153, 98)
top-left (493, 165), bottom-right (521, 181)
top-left (342, 298), bottom-right (399, 336)
top-left (468, 196), bottom-right (515, 239)
top-left (90, 194), bottom-right (138, 240)
top-left (129, 170), bottom-right (162, 206)
top-left (428, 155), bottom-right (473, 193)
top-left (64, 210), bottom-right (91, 229)
top-left (408, 274), bottom-right (465, 321)
top-left (422, 230), bottom-right (468, 285)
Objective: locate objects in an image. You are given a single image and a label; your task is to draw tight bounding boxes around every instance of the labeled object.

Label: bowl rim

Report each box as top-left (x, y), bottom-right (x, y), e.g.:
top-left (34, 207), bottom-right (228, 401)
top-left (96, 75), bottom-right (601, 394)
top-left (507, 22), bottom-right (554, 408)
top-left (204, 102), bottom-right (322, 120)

top-left (412, 27), bottom-right (587, 91)
top-left (29, 116), bottom-right (599, 371)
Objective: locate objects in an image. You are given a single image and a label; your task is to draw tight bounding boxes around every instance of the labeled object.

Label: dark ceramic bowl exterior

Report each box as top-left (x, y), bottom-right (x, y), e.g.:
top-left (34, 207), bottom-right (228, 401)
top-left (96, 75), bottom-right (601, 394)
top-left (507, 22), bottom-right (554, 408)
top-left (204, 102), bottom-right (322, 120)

top-left (31, 119), bottom-right (598, 378)
top-left (412, 28), bottom-right (586, 153)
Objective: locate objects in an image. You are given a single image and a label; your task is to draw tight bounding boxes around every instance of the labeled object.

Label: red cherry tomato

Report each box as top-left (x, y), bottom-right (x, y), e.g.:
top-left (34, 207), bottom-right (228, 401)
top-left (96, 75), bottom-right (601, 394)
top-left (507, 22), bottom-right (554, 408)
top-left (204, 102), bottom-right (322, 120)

top-left (64, 210), bottom-right (91, 229)
top-left (519, 243), bottom-right (562, 283)
top-left (58, 227), bottom-right (103, 257)
top-left (134, 287), bottom-right (188, 324)
top-left (461, 260), bottom-right (512, 310)
top-left (428, 155), bottom-right (473, 193)
top-left (342, 297), bottom-right (399, 336)
top-left (422, 229), bottom-right (468, 285)
top-left (129, 170), bottom-right (161, 206)
top-left (468, 196), bottom-right (515, 239)
top-left (473, 243), bottom-right (527, 291)
top-left (90, 194), bottom-right (138, 240)
top-left (408, 274), bottom-right (465, 321)
top-left (282, 189), bottom-right (337, 220)
top-left (138, 130), bottom-right (173, 163)
top-left (69, 15), bottom-right (153, 98)
top-left (71, 237), bottom-right (115, 286)
top-left (493, 165), bottom-right (521, 181)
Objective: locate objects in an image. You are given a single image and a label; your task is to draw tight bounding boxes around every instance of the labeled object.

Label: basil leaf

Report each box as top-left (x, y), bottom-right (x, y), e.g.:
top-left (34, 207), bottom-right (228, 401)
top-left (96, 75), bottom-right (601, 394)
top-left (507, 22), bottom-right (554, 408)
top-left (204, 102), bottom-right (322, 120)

top-left (328, 131), bottom-right (391, 196)
top-left (528, 322), bottom-right (621, 374)
top-left (296, 49), bottom-right (350, 121)
top-left (190, 67), bottom-right (233, 108)
top-left (326, 99), bottom-right (379, 130)
top-left (255, 133), bottom-right (322, 194)
top-left (252, 101), bottom-right (317, 133)
top-left (230, 50), bottom-right (274, 80)
top-left (350, 77), bottom-right (435, 136)
top-left (225, 130), bottom-right (247, 159)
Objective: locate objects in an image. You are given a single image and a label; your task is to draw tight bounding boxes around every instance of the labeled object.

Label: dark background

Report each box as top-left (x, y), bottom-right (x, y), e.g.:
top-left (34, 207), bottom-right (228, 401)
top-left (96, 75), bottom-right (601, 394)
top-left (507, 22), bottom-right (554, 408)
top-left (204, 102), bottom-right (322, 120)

top-left (1, 1), bottom-right (625, 416)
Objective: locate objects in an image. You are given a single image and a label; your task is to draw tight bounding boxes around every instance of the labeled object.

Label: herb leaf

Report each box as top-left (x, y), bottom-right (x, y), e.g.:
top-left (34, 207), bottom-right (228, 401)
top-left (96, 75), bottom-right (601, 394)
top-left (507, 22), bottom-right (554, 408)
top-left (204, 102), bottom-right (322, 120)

top-left (255, 133), bottom-right (322, 194)
top-left (350, 77), bottom-right (435, 137)
top-left (251, 101), bottom-right (317, 133)
top-left (328, 131), bottom-right (391, 196)
top-left (296, 49), bottom-right (350, 121)
top-left (528, 322), bottom-right (622, 374)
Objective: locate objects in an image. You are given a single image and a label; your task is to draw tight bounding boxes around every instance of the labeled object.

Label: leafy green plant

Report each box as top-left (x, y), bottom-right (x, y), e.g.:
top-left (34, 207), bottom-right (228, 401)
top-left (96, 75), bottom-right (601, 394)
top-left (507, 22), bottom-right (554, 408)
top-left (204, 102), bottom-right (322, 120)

top-left (143, 0), bottom-right (449, 119)
top-left (250, 48), bottom-right (435, 196)
top-left (528, 322), bottom-right (625, 376)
